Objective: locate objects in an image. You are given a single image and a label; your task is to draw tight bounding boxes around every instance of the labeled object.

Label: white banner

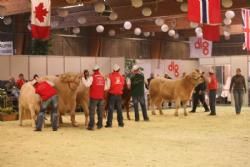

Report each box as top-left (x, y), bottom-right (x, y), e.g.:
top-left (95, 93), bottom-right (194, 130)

top-left (189, 37), bottom-right (212, 58)
top-left (0, 41), bottom-right (13, 55)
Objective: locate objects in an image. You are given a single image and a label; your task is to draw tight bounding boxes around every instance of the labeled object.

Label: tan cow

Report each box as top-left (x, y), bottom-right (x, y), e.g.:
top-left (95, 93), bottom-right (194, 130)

top-left (18, 82), bottom-right (40, 127)
top-left (149, 71), bottom-right (203, 116)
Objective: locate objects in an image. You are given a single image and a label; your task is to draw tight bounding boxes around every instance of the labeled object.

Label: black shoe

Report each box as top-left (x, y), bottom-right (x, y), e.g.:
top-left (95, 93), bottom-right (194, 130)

top-left (34, 129), bottom-right (41, 132)
top-left (87, 127), bottom-right (94, 131)
top-left (52, 128), bottom-right (57, 131)
top-left (189, 110), bottom-right (195, 113)
top-left (105, 125), bottom-right (112, 128)
top-left (236, 112), bottom-right (240, 115)
top-left (135, 119), bottom-right (139, 122)
top-left (204, 110), bottom-right (210, 112)
top-left (208, 112), bottom-right (216, 116)
top-left (118, 124), bottom-right (124, 128)
top-left (97, 125), bottom-right (103, 129)
top-left (144, 118), bottom-right (150, 121)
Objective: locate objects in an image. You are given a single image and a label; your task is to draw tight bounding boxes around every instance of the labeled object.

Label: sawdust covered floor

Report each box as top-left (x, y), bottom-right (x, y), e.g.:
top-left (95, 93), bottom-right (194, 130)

top-left (0, 106), bottom-right (250, 167)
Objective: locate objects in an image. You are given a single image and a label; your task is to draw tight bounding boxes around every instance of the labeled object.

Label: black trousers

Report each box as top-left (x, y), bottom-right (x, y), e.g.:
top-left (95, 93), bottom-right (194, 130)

top-left (192, 93), bottom-right (209, 112)
top-left (209, 90), bottom-right (217, 114)
top-left (88, 98), bottom-right (104, 128)
top-left (106, 94), bottom-right (124, 126)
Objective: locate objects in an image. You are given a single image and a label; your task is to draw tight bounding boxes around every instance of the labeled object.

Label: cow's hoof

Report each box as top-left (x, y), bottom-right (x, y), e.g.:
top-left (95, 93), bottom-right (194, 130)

top-left (152, 111), bottom-right (156, 115)
top-left (72, 122), bottom-right (79, 127)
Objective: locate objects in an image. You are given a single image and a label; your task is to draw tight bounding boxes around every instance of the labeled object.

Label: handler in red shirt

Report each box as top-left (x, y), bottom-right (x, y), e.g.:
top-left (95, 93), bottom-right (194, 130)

top-left (82, 65), bottom-right (105, 130)
top-left (32, 78), bottom-right (58, 131)
top-left (207, 69), bottom-right (218, 116)
top-left (105, 64), bottom-right (125, 128)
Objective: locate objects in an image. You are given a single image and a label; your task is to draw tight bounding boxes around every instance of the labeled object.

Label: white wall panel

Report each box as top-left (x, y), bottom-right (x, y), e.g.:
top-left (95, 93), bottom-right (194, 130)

top-left (199, 57), bottom-right (215, 65)
top-left (10, 56), bottom-right (28, 80)
top-left (215, 57), bottom-right (230, 65)
top-left (0, 56), bottom-right (10, 80)
top-left (47, 56), bottom-right (64, 75)
top-left (96, 57), bottom-right (111, 76)
top-left (65, 56), bottom-right (81, 73)
top-left (80, 57), bottom-right (96, 72)
top-left (29, 56), bottom-right (47, 79)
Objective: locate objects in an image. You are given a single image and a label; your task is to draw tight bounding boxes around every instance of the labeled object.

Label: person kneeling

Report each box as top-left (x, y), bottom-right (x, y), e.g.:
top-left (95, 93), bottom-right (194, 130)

top-left (32, 78), bottom-right (58, 131)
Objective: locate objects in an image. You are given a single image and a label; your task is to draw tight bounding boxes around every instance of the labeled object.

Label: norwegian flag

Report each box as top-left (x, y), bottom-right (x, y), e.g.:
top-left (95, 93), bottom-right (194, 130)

top-left (31, 0), bottom-right (51, 39)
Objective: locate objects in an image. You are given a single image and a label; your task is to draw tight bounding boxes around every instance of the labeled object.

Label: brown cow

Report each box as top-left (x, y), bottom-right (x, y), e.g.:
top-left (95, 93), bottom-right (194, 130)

top-left (76, 81), bottom-right (89, 127)
top-left (149, 71), bottom-right (203, 116)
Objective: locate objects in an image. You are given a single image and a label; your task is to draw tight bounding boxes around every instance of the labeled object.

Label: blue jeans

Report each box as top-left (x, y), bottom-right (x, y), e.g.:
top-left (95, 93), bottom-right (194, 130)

top-left (233, 89), bottom-right (244, 113)
top-left (106, 94), bottom-right (124, 126)
top-left (36, 95), bottom-right (58, 130)
top-left (209, 90), bottom-right (216, 114)
top-left (132, 96), bottom-right (149, 121)
top-left (88, 98), bottom-right (104, 128)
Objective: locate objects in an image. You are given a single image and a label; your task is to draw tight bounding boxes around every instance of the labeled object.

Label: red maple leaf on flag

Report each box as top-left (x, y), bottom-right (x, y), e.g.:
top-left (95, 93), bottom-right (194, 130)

top-left (34, 3), bottom-right (48, 23)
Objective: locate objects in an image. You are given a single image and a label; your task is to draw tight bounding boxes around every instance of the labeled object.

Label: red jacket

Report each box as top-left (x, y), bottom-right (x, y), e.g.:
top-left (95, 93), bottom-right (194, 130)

top-left (90, 71), bottom-right (105, 99)
top-left (109, 72), bottom-right (124, 95)
top-left (208, 74), bottom-right (218, 90)
top-left (35, 81), bottom-right (57, 101)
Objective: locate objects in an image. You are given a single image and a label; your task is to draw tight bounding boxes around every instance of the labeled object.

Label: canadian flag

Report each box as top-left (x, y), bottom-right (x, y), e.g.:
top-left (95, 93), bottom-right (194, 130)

top-left (31, 0), bottom-right (51, 39)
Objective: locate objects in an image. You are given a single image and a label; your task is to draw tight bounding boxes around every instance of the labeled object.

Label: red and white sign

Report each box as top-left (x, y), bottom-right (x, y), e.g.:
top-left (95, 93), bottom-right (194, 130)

top-left (167, 61), bottom-right (180, 77)
top-left (189, 37), bottom-right (212, 58)
top-left (31, 0), bottom-right (51, 39)
top-left (242, 8), bottom-right (250, 51)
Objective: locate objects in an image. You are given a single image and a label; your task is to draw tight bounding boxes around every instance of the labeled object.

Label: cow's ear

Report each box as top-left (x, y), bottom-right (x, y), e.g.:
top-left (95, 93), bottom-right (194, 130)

top-left (186, 75), bottom-right (191, 80)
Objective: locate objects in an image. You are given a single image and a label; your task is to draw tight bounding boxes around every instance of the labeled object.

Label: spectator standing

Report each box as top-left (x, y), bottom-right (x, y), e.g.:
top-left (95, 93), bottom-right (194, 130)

top-left (229, 68), bottom-right (246, 115)
top-left (16, 73), bottom-right (26, 89)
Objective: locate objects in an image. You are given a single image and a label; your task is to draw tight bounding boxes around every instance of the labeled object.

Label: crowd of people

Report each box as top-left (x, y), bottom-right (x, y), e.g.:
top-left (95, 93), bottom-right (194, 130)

top-left (1, 66), bottom-right (247, 132)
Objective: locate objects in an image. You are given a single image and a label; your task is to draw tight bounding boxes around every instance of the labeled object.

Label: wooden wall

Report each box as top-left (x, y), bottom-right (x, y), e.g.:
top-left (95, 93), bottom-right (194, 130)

top-left (49, 35), bottom-right (190, 59)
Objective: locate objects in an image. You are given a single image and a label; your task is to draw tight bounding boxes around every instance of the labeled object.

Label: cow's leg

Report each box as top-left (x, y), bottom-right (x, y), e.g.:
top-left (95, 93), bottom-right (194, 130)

top-left (156, 99), bottom-right (163, 115)
top-left (71, 113), bottom-right (78, 127)
top-left (19, 106), bottom-right (23, 126)
top-left (174, 99), bottom-right (181, 116)
top-left (159, 101), bottom-right (164, 115)
top-left (70, 101), bottom-right (78, 127)
top-left (29, 106), bottom-right (36, 128)
top-left (183, 101), bottom-right (188, 116)
top-left (125, 98), bottom-right (131, 120)
top-left (81, 101), bottom-right (89, 127)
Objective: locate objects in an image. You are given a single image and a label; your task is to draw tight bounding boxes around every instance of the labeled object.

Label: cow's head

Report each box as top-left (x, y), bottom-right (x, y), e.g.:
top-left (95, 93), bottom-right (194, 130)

top-left (186, 70), bottom-right (204, 86)
top-left (60, 72), bottom-right (81, 91)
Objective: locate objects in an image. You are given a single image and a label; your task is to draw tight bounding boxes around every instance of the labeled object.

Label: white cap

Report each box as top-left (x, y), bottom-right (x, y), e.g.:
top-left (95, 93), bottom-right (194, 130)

top-left (113, 64), bottom-right (120, 71)
top-left (132, 64), bottom-right (139, 71)
top-left (93, 64), bottom-right (100, 70)
top-left (209, 69), bottom-right (214, 74)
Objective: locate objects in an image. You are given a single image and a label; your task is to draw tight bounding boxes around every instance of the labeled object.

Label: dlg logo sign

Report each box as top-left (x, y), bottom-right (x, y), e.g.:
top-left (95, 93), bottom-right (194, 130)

top-left (168, 61), bottom-right (179, 77)
top-left (194, 38), bottom-right (210, 56)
